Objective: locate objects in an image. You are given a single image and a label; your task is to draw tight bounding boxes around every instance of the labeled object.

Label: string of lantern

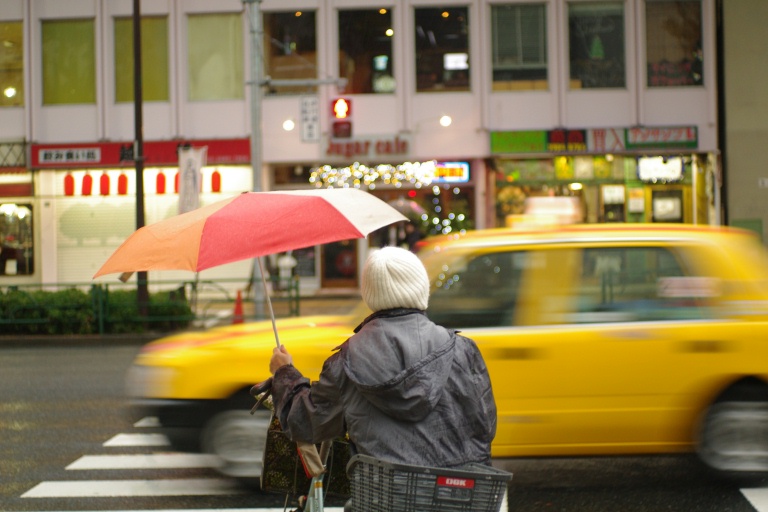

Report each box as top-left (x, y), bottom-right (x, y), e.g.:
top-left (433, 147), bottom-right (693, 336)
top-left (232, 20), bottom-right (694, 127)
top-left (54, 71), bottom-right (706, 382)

top-left (309, 161), bottom-right (437, 189)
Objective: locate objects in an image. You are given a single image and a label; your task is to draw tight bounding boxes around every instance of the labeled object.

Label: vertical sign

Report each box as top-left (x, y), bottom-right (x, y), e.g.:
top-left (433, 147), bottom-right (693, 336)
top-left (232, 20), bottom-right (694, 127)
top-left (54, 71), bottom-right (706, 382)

top-left (300, 96), bottom-right (320, 143)
top-left (178, 146), bottom-right (207, 214)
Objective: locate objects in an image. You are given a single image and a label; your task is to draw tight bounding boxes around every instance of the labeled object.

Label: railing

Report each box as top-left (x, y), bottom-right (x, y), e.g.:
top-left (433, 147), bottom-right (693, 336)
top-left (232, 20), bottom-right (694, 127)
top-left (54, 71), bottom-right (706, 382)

top-left (0, 275), bottom-right (301, 335)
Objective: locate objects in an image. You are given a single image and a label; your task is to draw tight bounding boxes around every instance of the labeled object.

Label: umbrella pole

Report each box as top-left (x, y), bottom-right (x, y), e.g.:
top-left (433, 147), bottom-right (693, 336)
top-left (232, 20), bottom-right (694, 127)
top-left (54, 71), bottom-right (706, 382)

top-left (257, 257), bottom-right (281, 347)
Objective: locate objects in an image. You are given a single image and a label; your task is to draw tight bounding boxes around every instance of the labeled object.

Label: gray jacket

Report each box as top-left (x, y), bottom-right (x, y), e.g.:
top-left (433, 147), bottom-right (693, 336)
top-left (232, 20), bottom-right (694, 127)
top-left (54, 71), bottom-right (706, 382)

top-left (271, 308), bottom-right (497, 468)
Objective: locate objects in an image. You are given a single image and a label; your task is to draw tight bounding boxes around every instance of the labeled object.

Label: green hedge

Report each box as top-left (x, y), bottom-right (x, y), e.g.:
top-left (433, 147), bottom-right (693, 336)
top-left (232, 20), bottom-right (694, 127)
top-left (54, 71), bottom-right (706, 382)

top-left (0, 286), bottom-right (194, 335)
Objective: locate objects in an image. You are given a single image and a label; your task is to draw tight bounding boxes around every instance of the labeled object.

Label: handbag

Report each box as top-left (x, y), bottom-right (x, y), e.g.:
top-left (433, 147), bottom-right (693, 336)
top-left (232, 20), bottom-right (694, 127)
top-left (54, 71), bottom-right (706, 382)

top-left (261, 413), bottom-right (351, 498)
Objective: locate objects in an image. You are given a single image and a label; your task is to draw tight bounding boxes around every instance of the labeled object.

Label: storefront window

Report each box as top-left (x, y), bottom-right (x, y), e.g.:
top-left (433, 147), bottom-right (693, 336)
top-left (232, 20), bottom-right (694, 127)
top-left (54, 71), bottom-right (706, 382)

top-left (0, 21), bottom-right (23, 107)
top-left (263, 10), bottom-right (317, 95)
top-left (568, 2), bottom-right (625, 89)
top-left (645, 0), bottom-right (703, 87)
top-left (339, 9), bottom-right (394, 94)
top-left (491, 4), bottom-right (548, 91)
top-left (0, 202), bottom-right (33, 275)
top-left (187, 13), bottom-right (244, 101)
top-left (415, 7), bottom-right (470, 92)
top-left (42, 19), bottom-right (96, 105)
top-left (115, 16), bottom-right (169, 102)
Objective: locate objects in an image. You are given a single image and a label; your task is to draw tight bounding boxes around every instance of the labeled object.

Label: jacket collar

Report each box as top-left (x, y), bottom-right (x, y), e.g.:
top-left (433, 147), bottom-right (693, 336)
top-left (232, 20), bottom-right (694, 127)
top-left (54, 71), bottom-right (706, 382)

top-left (353, 308), bottom-right (426, 333)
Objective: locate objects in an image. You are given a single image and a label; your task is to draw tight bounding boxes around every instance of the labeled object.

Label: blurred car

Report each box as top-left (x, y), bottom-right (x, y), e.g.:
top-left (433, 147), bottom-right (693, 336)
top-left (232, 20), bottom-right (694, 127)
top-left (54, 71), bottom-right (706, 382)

top-left (126, 223), bottom-right (768, 481)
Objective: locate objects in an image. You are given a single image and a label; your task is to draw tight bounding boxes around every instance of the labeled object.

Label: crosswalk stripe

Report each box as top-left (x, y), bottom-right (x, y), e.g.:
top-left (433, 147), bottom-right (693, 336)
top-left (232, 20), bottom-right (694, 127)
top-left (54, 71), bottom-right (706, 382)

top-left (742, 488), bottom-right (768, 511)
top-left (103, 433), bottom-right (169, 447)
top-left (21, 479), bottom-right (248, 498)
top-left (133, 416), bottom-right (161, 428)
top-left (66, 454), bottom-right (222, 470)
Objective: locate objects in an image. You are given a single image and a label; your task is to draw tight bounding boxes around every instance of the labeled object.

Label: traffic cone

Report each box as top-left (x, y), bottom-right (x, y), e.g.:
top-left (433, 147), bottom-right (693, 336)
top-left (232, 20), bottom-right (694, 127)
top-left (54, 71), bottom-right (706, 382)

top-left (233, 290), bottom-right (244, 324)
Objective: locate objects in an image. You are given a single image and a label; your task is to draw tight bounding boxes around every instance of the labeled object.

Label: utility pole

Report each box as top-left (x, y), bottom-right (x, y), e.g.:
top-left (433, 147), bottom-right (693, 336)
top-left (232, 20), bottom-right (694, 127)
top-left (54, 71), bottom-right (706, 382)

top-left (241, 0), bottom-right (346, 318)
top-left (243, 0), bottom-right (265, 318)
top-left (133, 0), bottom-right (149, 315)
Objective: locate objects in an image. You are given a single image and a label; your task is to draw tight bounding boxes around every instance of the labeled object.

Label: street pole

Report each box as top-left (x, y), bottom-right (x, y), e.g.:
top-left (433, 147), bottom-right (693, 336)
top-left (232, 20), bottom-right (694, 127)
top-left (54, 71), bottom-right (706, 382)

top-left (133, 0), bottom-right (149, 315)
top-left (244, 0), bottom-right (265, 318)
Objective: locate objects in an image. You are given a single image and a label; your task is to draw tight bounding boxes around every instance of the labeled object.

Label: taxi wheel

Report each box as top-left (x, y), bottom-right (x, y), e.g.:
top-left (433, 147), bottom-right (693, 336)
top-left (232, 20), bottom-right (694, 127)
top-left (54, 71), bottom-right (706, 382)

top-left (698, 400), bottom-right (768, 475)
top-left (201, 406), bottom-right (272, 482)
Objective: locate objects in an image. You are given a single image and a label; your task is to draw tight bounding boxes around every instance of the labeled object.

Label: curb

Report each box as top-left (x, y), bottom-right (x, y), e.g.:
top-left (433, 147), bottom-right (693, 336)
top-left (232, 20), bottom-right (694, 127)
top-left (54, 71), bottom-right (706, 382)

top-left (0, 333), bottom-right (164, 347)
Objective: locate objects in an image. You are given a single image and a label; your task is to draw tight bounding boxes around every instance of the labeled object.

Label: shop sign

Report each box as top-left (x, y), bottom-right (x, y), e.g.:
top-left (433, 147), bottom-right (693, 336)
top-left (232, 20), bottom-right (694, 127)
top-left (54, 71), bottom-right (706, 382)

top-left (39, 147), bottom-right (101, 164)
top-left (638, 156), bottom-right (684, 182)
top-left (324, 134), bottom-right (411, 160)
top-left (626, 126), bottom-right (697, 150)
top-left (434, 161), bottom-right (469, 183)
top-left (491, 125), bottom-right (698, 154)
top-left (31, 138), bottom-right (251, 168)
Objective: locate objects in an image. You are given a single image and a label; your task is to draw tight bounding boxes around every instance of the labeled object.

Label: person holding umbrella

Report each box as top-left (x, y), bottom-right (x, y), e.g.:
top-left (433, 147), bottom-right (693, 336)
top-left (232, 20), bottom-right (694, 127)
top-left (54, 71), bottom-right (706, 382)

top-left (267, 246), bottom-right (497, 471)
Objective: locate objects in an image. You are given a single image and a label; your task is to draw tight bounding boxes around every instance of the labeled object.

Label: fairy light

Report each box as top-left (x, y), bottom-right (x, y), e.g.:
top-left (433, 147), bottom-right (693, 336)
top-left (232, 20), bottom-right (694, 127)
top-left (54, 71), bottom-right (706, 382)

top-left (309, 160), bottom-right (437, 189)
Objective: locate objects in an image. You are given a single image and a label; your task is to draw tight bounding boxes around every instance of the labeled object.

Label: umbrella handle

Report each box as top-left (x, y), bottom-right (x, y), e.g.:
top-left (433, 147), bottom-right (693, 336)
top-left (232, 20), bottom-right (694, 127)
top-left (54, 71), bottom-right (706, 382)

top-left (258, 257), bottom-right (281, 348)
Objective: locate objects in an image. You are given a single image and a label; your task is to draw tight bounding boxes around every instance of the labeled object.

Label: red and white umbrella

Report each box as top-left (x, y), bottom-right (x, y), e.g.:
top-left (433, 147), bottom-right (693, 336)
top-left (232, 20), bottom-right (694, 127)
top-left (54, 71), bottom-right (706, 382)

top-left (94, 188), bottom-right (407, 344)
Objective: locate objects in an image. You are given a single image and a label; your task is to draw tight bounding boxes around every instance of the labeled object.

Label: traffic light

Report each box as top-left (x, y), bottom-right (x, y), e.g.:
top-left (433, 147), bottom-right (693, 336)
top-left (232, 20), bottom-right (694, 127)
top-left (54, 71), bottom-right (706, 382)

top-left (331, 98), bottom-right (352, 139)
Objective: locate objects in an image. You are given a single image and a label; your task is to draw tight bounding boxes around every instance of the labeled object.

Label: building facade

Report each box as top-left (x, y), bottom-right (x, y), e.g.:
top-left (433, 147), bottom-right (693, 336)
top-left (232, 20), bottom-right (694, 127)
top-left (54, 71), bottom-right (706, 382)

top-left (0, 0), bottom-right (720, 293)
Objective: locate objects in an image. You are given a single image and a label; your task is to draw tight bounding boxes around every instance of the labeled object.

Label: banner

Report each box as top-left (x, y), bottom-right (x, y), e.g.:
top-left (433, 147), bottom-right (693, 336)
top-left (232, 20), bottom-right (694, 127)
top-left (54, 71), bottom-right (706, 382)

top-left (178, 146), bottom-right (207, 214)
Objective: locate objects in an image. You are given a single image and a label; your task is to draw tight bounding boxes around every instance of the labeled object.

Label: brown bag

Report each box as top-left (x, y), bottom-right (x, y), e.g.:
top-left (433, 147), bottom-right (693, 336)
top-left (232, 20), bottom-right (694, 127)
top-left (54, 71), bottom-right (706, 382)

top-left (261, 413), bottom-right (351, 498)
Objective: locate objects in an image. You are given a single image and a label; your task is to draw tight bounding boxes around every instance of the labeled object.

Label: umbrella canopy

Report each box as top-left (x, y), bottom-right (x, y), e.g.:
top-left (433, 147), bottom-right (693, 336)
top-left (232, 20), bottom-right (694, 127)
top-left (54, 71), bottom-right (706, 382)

top-left (94, 188), bottom-right (407, 279)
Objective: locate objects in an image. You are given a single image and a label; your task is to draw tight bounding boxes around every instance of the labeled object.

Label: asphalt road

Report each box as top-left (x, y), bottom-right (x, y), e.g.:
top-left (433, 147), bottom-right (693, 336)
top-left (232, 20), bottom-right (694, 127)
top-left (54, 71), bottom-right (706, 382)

top-left (1, 342), bottom-right (767, 512)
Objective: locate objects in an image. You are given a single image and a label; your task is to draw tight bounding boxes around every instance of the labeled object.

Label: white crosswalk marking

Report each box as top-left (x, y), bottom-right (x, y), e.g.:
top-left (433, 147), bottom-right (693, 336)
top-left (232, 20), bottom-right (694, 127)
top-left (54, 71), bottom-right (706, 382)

top-left (103, 433), bottom-right (170, 447)
top-left (133, 416), bottom-right (161, 428)
top-left (66, 453), bottom-right (222, 470)
top-left (743, 488), bottom-right (768, 511)
top-left (21, 417), bottom-right (507, 510)
top-left (21, 479), bottom-right (247, 498)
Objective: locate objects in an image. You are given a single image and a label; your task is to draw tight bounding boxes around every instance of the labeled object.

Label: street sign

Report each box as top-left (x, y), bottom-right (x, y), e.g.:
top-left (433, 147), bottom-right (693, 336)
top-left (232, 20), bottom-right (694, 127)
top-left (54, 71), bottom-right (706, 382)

top-left (300, 96), bottom-right (320, 143)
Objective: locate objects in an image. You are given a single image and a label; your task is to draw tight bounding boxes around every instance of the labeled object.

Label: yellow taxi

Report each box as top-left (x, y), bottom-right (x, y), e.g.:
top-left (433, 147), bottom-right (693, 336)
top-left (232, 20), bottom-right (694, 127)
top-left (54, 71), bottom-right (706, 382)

top-left (126, 223), bottom-right (768, 480)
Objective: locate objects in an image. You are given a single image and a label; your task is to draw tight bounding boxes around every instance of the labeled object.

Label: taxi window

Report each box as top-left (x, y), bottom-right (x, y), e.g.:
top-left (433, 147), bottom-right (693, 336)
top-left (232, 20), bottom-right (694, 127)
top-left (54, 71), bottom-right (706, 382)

top-left (571, 246), bottom-right (715, 323)
top-left (427, 251), bottom-right (527, 328)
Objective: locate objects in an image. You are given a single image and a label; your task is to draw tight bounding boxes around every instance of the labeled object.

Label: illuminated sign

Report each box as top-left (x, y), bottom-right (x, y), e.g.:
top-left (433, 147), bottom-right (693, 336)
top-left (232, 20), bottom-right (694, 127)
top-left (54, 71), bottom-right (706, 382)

top-left (637, 156), bottom-right (683, 182)
top-left (434, 161), bottom-right (469, 183)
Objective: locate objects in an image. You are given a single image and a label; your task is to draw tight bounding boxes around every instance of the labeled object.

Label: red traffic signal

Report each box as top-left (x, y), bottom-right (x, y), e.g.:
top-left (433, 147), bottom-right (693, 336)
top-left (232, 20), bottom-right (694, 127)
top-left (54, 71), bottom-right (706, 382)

top-left (331, 98), bottom-right (351, 119)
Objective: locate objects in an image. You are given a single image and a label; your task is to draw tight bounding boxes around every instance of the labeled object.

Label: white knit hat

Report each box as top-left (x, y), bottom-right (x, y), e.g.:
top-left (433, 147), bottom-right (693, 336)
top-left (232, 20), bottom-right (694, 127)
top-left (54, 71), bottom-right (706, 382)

top-left (361, 246), bottom-right (430, 312)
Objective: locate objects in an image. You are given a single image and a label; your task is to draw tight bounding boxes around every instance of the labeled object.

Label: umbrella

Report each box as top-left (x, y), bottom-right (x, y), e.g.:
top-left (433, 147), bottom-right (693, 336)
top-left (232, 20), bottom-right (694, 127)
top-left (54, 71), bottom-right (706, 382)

top-left (94, 188), bottom-right (407, 345)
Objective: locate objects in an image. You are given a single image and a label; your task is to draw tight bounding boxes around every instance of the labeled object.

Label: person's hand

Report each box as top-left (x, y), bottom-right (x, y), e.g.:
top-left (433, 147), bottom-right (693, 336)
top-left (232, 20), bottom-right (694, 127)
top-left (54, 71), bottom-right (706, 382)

top-left (270, 344), bottom-right (293, 374)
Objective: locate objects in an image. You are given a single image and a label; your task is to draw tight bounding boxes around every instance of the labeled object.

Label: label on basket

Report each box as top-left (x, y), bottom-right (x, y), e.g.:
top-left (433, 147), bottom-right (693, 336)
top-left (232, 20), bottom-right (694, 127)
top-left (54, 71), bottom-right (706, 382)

top-left (437, 476), bottom-right (475, 489)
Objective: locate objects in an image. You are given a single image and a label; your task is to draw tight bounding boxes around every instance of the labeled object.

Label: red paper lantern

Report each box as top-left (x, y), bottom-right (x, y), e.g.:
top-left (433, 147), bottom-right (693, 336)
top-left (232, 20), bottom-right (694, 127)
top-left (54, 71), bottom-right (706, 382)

top-left (156, 172), bottom-right (166, 194)
top-left (64, 173), bottom-right (75, 196)
top-left (100, 173), bottom-right (110, 195)
top-left (82, 174), bottom-right (93, 196)
top-left (117, 173), bottom-right (128, 195)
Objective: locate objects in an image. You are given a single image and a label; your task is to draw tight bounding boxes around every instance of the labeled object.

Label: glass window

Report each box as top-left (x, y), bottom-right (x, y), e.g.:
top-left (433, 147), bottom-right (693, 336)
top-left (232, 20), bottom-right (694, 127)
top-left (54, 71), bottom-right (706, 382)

top-left (491, 4), bottom-right (547, 91)
top-left (568, 2), bottom-right (625, 89)
top-left (263, 10), bottom-right (317, 95)
top-left (645, 0), bottom-right (703, 87)
top-left (0, 21), bottom-right (23, 107)
top-left (187, 13), bottom-right (244, 101)
top-left (572, 246), bottom-right (713, 322)
top-left (339, 9), bottom-right (394, 94)
top-left (42, 19), bottom-right (96, 105)
top-left (0, 202), bottom-right (33, 275)
top-left (114, 16), bottom-right (169, 102)
top-left (415, 7), bottom-right (470, 92)
top-left (428, 251), bottom-right (527, 328)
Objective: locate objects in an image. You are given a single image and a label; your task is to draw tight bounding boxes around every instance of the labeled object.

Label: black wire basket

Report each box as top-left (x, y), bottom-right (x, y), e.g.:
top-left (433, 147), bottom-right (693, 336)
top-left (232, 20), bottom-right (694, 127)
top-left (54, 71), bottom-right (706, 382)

top-left (347, 454), bottom-right (512, 512)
